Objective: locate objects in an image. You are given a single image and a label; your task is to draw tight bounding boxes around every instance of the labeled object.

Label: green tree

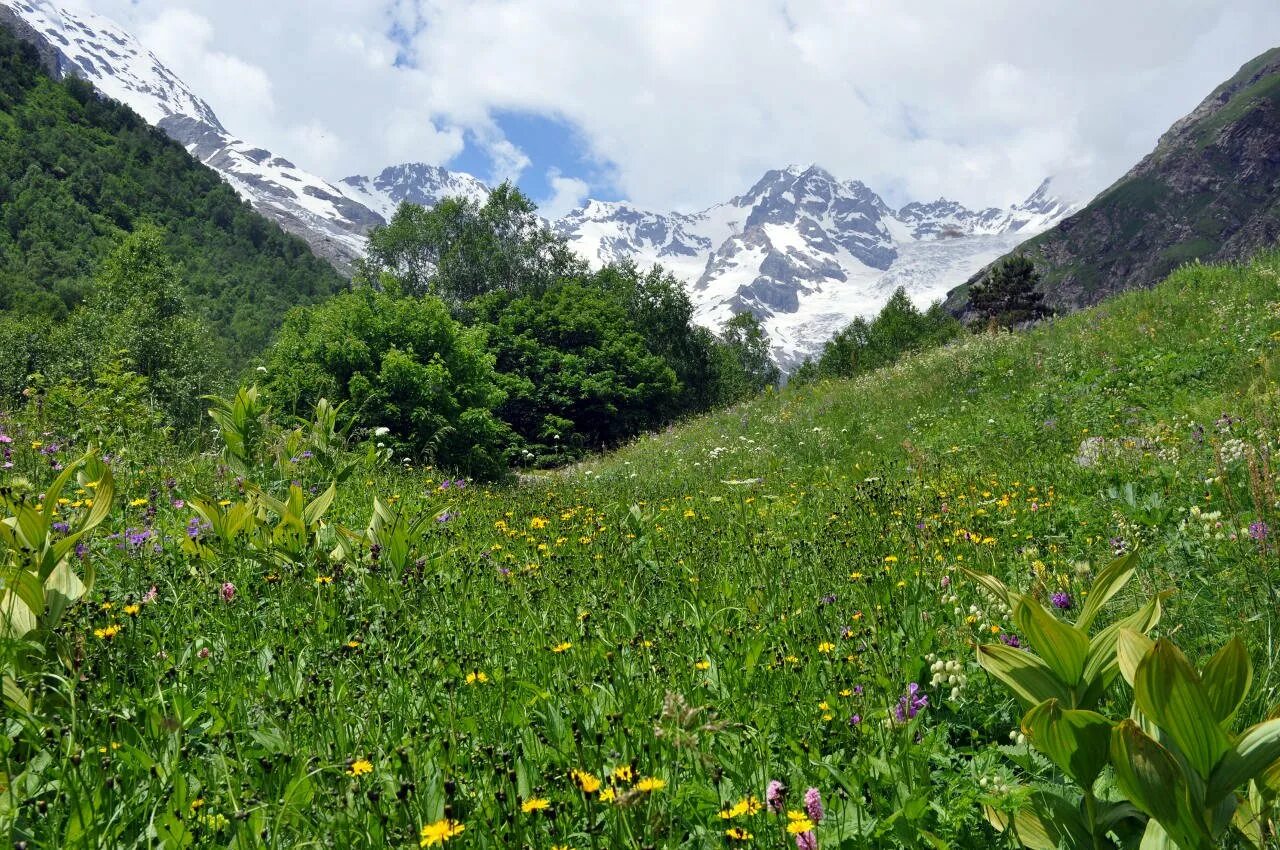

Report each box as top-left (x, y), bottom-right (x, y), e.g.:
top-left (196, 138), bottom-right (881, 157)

top-left (970, 255), bottom-right (1050, 328)
top-left (57, 225), bottom-right (219, 427)
top-left (362, 183), bottom-right (583, 307)
top-left (264, 287), bottom-right (512, 480)
top-left (720, 312), bottom-right (780, 398)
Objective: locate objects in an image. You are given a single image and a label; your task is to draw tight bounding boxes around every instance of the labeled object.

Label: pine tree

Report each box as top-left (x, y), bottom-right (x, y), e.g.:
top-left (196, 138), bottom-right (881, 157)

top-left (970, 255), bottom-right (1050, 328)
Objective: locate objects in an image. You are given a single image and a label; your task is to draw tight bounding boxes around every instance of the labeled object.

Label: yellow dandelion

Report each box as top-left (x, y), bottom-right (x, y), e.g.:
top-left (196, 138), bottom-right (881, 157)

top-left (419, 818), bottom-right (464, 847)
top-left (635, 777), bottom-right (665, 793)
top-left (611, 764), bottom-right (634, 784)
top-left (569, 769), bottom-right (602, 794)
top-left (694, 659), bottom-right (711, 671)
top-left (129, 498), bottom-right (148, 507)
top-left (465, 671), bottom-right (489, 684)
top-left (521, 797), bottom-right (550, 813)
top-left (726, 827), bottom-right (753, 841)
top-left (123, 604), bottom-right (141, 616)
top-left (787, 817), bottom-right (816, 834)
top-left (347, 758), bottom-right (373, 777)
top-left (817, 642), bottom-right (835, 654)
top-left (551, 641), bottom-right (572, 653)
top-left (598, 787), bottom-right (616, 803)
top-left (315, 575), bottom-right (334, 585)
top-left (93, 624), bottom-right (121, 640)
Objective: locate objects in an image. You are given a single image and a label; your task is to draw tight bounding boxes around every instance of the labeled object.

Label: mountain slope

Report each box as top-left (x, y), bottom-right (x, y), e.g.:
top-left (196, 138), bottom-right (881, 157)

top-left (0, 18), bottom-right (344, 360)
top-left (948, 46), bottom-right (1280, 314)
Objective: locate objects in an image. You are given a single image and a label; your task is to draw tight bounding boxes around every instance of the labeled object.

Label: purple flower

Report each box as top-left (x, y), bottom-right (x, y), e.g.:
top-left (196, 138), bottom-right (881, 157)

top-left (437, 512), bottom-right (455, 523)
top-left (300, 450), bottom-right (314, 460)
top-left (894, 683), bottom-right (928, 722)
top-left (999, 632), bottom-right (1022, 648)
top-left (51, 521), bottom-right (70, 535)
top-left (1250, 521), bottom-right (1269, 541)
top-left (0, 433), bottom-right (10, 444)
top-left (804, 787), bottom-right (824, 823)
top-left (220, 582), bottom-right (236, 603)
top-left (125, 528), bottom-right (154, 549)
top-left (172, 499), bottom-right (186, 509)
top-left (74, 541), bottom-right (88, 559)
top-left (848, 714), bottom-right (862, 727)
top-left (1050, 592), bottom-right (1073, 611)
top-left (765, 779), bottom-right (786, 813)
top-left (794, 831), bottom-right (818, 850)
top-left (819, 594), bottom-right (837, 606)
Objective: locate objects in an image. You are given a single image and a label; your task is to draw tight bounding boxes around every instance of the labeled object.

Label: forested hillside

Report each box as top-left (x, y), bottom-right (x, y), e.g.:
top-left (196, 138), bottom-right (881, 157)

top-left (0, 21), bottom-right (344, 362)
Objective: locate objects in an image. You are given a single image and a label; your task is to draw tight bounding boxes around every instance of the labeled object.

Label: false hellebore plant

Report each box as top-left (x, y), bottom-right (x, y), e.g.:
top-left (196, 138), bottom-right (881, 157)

top-left (968, 551), bottom-right (1280, 849)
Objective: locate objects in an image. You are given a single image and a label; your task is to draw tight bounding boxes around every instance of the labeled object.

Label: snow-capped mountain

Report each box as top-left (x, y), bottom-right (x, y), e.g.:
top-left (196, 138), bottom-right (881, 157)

top-left (340, 164), bottom-right (490, 223)
top-left (557, 166), bottom-right (1080, 368)
top-left (1, 0), bottom-right (1081, 367)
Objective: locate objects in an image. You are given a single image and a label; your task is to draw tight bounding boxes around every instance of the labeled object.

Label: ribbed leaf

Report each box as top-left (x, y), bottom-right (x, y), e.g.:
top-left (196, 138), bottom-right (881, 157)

top-left (1117, 629), bottom-right (1155, 689)
top-left (1200, 637), bottom-right (1251, 726)
top-left (302, 482), bottom-right (337, 528)
top-left (961, 567), bottom-right (1023, 610)
top-left (1076, 550), bottom-right (1138, 632)
top-left (1015, 597), bottom-right (1090, 688)
top-left (977, 643), bottom-right (1072, 708)
top-left (1134, 640), bottom-right (1231, 780)
top-left (1112, 720), bottom-right (1212, 850)
top-left (1081, 593), bottom-right (1164, 697)
top-left (1021, 699), bottom-right (1113, 789)
top-left (0, 589), bottom-right (37, 639)
top-left (984, 790), bottom-right (1091, 850)
top-left (1207, 718), bottom-right (1280, 804)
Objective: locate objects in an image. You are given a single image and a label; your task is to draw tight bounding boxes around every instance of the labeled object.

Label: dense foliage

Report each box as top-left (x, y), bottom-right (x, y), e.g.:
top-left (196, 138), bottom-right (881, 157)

top-left (0, 23), bottom-right (344, 364)
top-left (2, 251), bottom-right (1279, 848)
top-left (265, 285), bottom-right (512, 480)
top-left (294, 187), bottom-right (770, 471)
top-left (792, 287), bottom-right (961, 383)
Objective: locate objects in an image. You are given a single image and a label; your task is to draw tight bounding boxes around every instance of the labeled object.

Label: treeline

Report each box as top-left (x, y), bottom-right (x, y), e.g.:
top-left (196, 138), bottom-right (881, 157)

top-left (267, 186), bottom-right (777, 478)
top-left (0, 23), bottom-right (344, 364)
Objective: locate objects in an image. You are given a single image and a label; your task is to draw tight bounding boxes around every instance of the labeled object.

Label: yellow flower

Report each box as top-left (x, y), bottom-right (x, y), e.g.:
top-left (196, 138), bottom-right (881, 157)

top-left (883, 555), bottom-right (898, 564)
top-left (611, 764), bottom-right (634, 784)
top-left (787, 817), bottom-right (816, 834)
top-left (217, 499), bottom-right (231, 506)
top-left (123, 604), bottom-right (141, 616)
top-left (598, 787), bottom-right (616, 803)
top-left (521, 797), bottom-right (550, 813)
top-left (347, 758), bottom-right (373, 777)
top-left (465, 671), bottom-right (489, 685)
top-left (726, 827), bottom-right (753, 841)
top-left (129, 498), bottom-right (149, 507)
top-left (818, 642), bottom-right (835, 654)
top-left (190, 798), bottom-right (206, 811)
top-left (551, 641), bottom-right (572, 653)
top-left (93, 624), bottom-right (122, 640)
top-left (694, 659), bottom-right (711, 671)
top-left (419, 818), bottom-right (465, 846)
top-left (530, 517), bottom-right (549, 529)
top-left (315, 575), bottom-right (334, 585)
top-left (635, 777), bottom-right (665, 793)
top-left (570, 769), bottom-right (601, 793)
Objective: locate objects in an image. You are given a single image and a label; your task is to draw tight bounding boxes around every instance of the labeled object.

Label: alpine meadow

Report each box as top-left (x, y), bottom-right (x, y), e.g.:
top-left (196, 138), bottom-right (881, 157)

top-left (3, 3), bottom-right (1280, 850)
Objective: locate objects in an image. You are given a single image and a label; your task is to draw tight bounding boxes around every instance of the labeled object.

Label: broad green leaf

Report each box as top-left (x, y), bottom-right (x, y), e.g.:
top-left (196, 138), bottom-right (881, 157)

top-left (1081, 593), bottom-right (1164, 702)
top-left (984, 790), bottom-right (1091, 850)
top-left (1111, 719), bottom-right (1212, 850)
top-left (0, 589), bottom-right (37, 639)
top-left (81, 460), bottom-right (114, 532)
top-left (1134, 640), bottom-right (1231, 780)
top-left (43, 559), bottom-right (87, 628)
top-left (1207, 718), bottom-right (1280, 804)
top-left (4, 568), bottom-right (45, 619)
top-left (977, 643), bottom-right (1072, 708)
top-left (1076, 549), bottom-right (1138, 632)
top-left (1201, 637), bottom-right (1251, 725)
top-left (302, 481), bottom-right (337, 527)
top-left (2, 674), bottom-right (29, 713)
top-left (1015, 597), bottom-right (1090, 688)
top-left (1021, 699), bottom-right (1113, 789)
top-left (1117, 629), bottom-right (1155, 689)
top-left (1137, 820), bottom-right (1177, 850)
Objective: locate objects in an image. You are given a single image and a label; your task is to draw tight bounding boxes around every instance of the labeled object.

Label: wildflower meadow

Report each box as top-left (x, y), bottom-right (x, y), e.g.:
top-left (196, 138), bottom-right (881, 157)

top-left (4, 252), bottom-right (1280, 848)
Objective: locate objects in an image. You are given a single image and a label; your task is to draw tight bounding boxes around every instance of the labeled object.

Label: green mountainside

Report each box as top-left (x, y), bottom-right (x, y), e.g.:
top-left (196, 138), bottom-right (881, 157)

top-left (948, 46), bottom-right (1280, 314)
top-left (0, 22), bottom-right (344, 362)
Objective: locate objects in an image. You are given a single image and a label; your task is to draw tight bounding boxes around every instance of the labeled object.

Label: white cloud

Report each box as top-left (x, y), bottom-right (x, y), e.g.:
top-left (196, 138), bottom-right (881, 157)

top-left (539, 169), bottom-right (590, 220)
top-left (81, 0), bottom-right (1280, 212)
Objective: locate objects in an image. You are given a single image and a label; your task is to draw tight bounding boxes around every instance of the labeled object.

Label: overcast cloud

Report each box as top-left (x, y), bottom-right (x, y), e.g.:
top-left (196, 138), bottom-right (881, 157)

top-left (69, 0), bottom-right (1280, 212)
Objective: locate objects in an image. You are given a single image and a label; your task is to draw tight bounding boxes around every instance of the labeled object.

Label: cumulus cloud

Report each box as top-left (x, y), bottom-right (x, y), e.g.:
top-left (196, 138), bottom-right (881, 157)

top-left (78, 0), bottom-right (1280, 212)
top-left (539, 169), bottom-right (590, 220)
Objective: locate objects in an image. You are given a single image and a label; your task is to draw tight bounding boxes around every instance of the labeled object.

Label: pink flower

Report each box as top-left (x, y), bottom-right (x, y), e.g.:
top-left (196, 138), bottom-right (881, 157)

top-left (804, 787), bottom-right (824, 823)
top-left (141, 585), bottom-right (158, 604)
top-left (220, 581), bottom-right (236, 603)
top-left (0, 434), bottom-right (11, 443)
top-left (766, 779), bottom-right (786, 813)
top-left (795, 831), bottom-right (818, 850)
top-left (197, 647), bottom-right (211, 659)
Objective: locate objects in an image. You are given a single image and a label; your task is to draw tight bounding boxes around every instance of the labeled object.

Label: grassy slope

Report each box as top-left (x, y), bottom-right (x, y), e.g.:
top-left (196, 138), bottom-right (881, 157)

top-left (5, 253), bottom-right (1280, 847)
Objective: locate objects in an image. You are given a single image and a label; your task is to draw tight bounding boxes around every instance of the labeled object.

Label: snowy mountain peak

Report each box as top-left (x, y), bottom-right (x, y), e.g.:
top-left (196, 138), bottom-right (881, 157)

top-left (1, 0), bottom-right (224, 130)
top-left (339, 163), bottom-right (490, 223)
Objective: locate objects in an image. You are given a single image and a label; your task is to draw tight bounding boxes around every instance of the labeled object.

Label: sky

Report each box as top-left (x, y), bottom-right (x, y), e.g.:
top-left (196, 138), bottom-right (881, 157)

top-left (65, 0), bottom-right (1280, 218)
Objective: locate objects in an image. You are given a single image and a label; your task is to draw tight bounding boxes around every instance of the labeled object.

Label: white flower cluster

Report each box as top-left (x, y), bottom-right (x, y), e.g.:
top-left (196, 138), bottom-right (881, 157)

top-left (1008, 728), bottom-right (1027, 746)
top-left (1180, 506), bottom-right (1228, 541)
top-left (978, 774), bottom-right (1011, 795)
top-left (926, 653), bottom-right (968, 701)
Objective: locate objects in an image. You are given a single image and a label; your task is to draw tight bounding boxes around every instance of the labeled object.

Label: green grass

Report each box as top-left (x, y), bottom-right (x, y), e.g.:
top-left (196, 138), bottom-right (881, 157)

top-left (2, 252), bottom-right (1280, 848)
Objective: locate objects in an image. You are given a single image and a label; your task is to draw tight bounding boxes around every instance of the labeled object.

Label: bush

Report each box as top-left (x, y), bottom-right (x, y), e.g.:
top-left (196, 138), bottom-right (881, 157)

top-left (264, 287), bottom-right (512, 480)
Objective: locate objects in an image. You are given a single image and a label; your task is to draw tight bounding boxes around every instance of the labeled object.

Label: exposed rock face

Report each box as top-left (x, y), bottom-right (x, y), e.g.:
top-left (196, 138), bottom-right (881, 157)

top-left (948, 47), bottom-right (1280, 317)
